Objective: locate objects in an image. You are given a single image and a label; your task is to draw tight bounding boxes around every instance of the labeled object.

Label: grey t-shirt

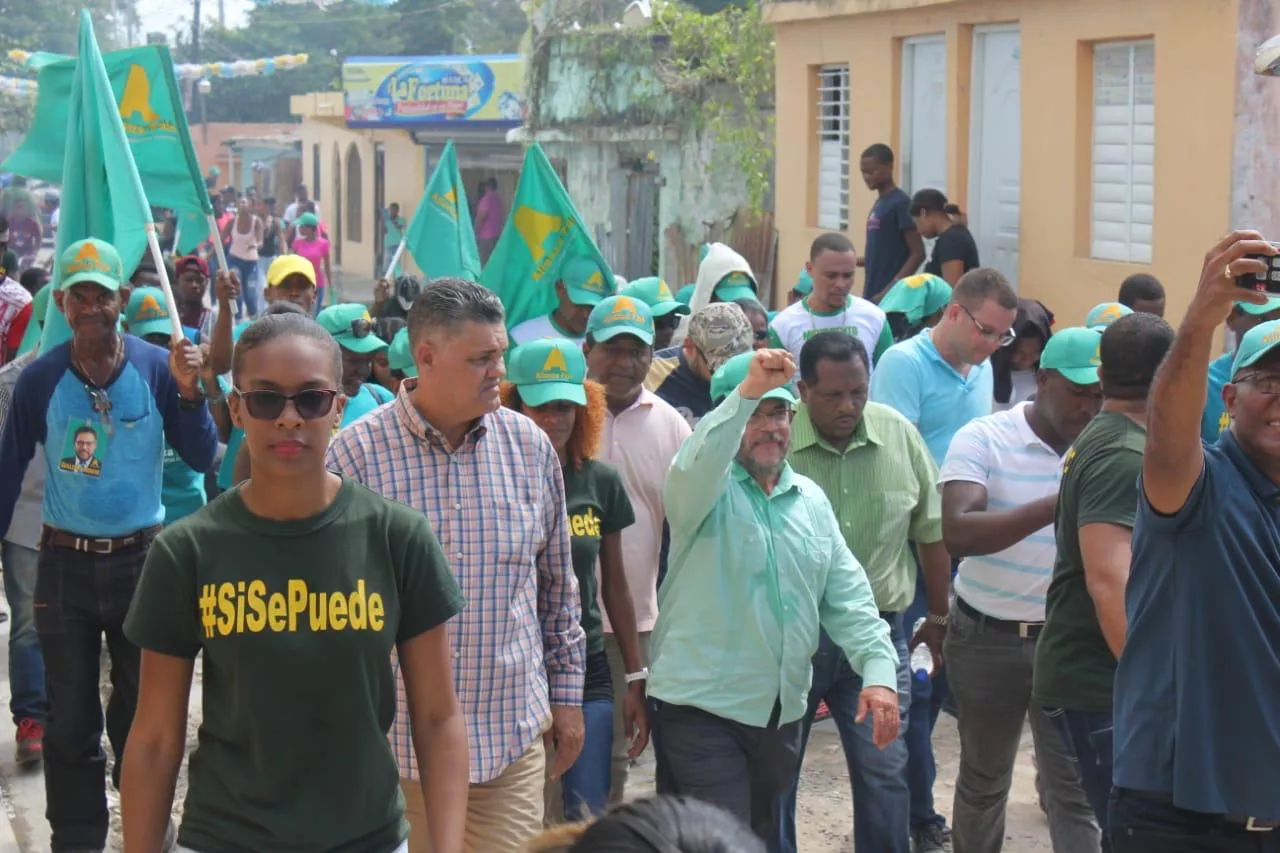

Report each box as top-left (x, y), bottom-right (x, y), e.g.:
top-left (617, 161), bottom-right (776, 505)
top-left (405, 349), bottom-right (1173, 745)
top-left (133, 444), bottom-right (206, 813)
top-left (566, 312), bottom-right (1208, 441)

top-left (0, 352), bottom-right (46, 550)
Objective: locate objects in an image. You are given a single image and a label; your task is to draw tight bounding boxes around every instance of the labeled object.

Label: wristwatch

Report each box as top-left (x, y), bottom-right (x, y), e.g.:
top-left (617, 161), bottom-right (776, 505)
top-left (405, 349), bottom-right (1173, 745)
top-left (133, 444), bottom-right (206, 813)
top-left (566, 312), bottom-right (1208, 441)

top-left (178, 390), bottom-right (207, 411)
top-left (926, 613), bottom-right (949, 628)
top-left (624, 667), bottom-right (649, 684)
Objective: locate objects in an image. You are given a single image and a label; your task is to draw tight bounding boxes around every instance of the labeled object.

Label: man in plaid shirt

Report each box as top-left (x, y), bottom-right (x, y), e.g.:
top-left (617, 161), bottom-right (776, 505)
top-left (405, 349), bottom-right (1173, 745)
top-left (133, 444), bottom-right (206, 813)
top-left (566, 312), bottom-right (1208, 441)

top-left (327, 278), bottom-right (586, 853)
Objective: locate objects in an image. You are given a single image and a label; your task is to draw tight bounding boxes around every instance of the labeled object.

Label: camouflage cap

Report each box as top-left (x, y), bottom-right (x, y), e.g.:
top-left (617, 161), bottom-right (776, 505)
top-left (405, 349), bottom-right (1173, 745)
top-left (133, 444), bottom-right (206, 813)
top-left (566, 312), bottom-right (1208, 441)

top-left (688, 302), bottom-right (754, 374)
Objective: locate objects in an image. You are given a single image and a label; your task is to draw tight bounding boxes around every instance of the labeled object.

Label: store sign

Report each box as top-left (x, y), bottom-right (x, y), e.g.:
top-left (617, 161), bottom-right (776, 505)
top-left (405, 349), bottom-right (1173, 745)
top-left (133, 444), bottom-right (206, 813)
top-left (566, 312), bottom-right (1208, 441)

top-left (343, 55), bottom-right (525, 128)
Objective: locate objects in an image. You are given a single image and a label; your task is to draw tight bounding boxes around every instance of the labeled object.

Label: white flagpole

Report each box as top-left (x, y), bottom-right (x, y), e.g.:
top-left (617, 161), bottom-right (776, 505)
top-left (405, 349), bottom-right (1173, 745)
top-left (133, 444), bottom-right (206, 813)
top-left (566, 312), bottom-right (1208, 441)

top-left (145, 223), bottom-right (185, 341)
top-left (383, 240), bottom-right (407, 280)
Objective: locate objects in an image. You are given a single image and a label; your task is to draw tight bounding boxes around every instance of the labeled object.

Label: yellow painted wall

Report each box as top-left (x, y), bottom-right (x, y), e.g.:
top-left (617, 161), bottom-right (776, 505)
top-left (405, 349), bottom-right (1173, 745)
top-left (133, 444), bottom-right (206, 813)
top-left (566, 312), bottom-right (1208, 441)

top-left (768, 0), bottom-right (1238, 327)
top-left (291, 93), bottom-right (427, 282)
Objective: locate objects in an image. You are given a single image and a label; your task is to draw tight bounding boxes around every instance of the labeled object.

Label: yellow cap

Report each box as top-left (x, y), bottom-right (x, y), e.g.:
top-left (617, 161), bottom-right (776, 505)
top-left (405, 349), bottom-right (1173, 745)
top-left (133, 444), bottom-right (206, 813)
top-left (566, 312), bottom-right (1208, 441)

top-left (266, 255), bottom-right (317, 288)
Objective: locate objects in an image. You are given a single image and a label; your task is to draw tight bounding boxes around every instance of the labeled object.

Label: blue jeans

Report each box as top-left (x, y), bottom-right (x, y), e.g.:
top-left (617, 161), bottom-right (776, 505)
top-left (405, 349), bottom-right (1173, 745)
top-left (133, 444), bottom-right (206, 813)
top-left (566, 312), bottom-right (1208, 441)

top-left (904, 570), bottom-right (950, 832)
top-left (1, 540), bottom-right (47, 725)
top-left (1109, 788), bottom-right (1280, 853)
top-left (1047, 707), bottom-right (1115, 852)
top-left (227, 255), bottom-right (259, 318)
top-left (561, 698), bottom-right (614, 820)
top-left (778, 617), bottom-right (912, 853)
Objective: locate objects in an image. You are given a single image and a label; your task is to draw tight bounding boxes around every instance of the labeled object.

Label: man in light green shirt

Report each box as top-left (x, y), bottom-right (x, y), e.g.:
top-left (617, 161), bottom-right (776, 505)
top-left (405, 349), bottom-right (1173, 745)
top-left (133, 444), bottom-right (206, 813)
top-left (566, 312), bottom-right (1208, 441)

top-left (649, 347), bottom-right (900, 846)
top-left (779, 330), bottom-right (952, 853)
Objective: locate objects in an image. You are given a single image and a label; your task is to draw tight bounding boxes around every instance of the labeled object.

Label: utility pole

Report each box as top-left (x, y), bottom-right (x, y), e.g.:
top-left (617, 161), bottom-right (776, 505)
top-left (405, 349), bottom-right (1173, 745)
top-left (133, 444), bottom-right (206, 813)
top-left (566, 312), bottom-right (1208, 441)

top-left (192, 0), bottom-right (208, 145)
top-left (217, 0), bottom-right (225, 29)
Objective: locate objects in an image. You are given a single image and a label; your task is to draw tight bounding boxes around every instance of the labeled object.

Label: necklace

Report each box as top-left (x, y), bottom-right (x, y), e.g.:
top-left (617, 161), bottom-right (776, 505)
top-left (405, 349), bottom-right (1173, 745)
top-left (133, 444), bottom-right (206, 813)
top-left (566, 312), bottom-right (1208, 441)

top-left (72, 333), bottom-right (123, 389)
top-left (807, 295), bottom-right (850, 334)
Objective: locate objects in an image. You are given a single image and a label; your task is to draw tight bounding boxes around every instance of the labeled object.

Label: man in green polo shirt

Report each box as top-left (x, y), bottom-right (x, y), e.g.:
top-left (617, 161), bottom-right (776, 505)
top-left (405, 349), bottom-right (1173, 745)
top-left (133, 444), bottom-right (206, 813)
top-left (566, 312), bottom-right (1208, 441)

top-left (779, 330), bottom-right (950, 853)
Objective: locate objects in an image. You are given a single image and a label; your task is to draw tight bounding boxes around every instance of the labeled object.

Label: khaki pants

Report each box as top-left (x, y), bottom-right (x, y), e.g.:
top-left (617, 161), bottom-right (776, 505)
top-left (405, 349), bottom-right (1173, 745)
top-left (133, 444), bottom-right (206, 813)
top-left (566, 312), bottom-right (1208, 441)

top-left (400, 740), bottom-right (547, 853)
top-left (605, 631), bottom-right (651, 806)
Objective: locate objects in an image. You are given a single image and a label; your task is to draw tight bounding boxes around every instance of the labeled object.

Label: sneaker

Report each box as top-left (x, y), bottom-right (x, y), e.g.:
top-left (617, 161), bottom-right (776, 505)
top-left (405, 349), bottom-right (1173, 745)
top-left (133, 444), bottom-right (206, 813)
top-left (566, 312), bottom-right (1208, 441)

top-left (15, 718), bottom-right (42, 765)
top-left (913, 823), bottom-right (952, 853)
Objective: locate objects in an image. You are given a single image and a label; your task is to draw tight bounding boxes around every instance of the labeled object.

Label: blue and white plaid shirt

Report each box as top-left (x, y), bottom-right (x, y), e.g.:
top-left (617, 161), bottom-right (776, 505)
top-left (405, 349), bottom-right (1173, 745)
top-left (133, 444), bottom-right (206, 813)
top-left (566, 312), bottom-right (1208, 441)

top-left (326, 383), bottom-right (585, 783)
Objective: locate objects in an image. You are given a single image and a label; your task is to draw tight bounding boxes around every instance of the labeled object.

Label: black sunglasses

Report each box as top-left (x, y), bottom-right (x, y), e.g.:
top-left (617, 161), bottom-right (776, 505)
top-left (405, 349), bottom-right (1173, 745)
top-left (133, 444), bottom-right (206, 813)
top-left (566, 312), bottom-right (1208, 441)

top-left (233, 387), bottom-right (339, 420)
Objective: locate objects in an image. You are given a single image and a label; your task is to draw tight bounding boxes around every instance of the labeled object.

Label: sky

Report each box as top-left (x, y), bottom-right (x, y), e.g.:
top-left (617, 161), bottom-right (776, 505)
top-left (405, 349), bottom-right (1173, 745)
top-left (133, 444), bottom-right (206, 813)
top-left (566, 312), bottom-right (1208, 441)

top-left (134, 0), bottom-right (253, 42)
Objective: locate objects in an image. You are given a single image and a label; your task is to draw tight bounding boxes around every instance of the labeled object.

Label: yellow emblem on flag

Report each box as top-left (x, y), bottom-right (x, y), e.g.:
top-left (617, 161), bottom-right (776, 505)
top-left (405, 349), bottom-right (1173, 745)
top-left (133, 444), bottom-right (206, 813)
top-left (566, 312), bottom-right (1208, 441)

top-left (430, 188), bottom-right (460, 222)
top-left (515, 207), bottom-right (563, 263)
top-left (118, 64), bottom-right (176, 136)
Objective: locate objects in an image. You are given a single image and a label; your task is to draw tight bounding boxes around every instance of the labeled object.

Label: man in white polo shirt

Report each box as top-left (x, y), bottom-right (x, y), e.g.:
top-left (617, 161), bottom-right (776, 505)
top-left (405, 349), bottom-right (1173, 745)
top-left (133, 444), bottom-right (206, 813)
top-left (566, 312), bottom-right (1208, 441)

top-left (938, 327), bottom-right (1105, 853)
top-left (769, 233), bottom-right (893, 377)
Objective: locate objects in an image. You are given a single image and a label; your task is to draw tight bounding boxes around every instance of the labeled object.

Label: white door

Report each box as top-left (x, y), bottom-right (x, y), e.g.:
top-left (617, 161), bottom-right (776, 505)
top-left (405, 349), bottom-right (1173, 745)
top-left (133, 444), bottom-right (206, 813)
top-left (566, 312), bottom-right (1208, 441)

top-left (968, 26), bottom-right (1021, 286)
top-left (901, 35), bottom-right (948, 196)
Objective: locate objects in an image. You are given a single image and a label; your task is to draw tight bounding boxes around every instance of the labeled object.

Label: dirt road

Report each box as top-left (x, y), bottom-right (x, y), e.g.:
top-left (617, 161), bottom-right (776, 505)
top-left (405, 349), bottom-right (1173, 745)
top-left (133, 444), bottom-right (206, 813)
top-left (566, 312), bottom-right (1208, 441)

top-left (0, 650), bottom-right (1056, 851)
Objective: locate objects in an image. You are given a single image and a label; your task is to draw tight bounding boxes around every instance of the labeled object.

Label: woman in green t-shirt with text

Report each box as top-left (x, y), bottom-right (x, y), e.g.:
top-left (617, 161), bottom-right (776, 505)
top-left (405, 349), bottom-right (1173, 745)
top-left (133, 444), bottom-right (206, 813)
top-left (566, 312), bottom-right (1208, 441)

top-left (502, 338), bottom-right (650, 820)
top-left (120, 312), bottom-right (469, 853)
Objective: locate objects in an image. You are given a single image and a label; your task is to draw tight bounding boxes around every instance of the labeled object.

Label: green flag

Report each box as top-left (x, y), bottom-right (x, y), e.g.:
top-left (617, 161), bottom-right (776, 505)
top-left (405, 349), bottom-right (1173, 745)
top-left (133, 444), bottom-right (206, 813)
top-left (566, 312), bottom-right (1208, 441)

top-left (3, 42), bottom-right (212, 220)
top-left (174, 208), bottom-right (211, 256)
top-left (401, 141), bottom-right (481, 281)
top-left (38, 10), bottom-right (159, 351)
top-left (479, 143), bottom-right (614, 331)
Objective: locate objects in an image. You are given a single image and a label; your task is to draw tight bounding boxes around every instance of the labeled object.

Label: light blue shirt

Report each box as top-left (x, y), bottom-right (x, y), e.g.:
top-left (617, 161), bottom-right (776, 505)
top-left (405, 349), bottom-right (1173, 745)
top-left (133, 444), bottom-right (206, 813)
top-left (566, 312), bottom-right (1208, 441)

top-left (341, 383), bottom-right (395, 431)
top-left (649, 388), bottom-right (898, 728)
top-left (0, 337), bottom-right (217, 537)
top-left (869, 328), bottom-right (993, 465)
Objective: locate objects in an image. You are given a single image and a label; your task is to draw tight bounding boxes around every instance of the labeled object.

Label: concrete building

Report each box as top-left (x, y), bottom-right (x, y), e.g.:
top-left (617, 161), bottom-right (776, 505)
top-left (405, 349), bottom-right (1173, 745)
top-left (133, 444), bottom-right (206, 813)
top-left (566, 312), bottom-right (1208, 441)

top-left (291, 55), bottom-right (526, 280)
top-left (765, 0), bottom-right (1280, 324)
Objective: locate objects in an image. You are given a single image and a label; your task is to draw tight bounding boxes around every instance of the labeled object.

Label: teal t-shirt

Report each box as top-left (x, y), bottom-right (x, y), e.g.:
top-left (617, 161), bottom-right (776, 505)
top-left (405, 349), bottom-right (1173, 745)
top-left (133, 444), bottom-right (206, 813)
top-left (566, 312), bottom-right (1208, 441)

top-left (340, 383), bottom-right (395, 431)
top-left (215, 375), bottom-right (245, 492)
top-left (162, 442), bottom-right (207, 525)
top-left (1201, 352), bottom-right (1233, 444)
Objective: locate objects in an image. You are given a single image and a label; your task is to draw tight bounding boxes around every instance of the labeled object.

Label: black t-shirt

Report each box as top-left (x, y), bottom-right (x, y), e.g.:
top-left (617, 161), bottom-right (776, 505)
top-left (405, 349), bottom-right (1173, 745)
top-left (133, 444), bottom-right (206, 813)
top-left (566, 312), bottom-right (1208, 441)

top-left (563, 458), bottom-right (635, 657)
top-left (863, 188), bottom-right (916, 301)
top-left (125, 477), bottom-right (465, 853)
top-left (924, 224), bottom-right (981, 280)
top-left (1034, 412), bottom-right (1145, 713)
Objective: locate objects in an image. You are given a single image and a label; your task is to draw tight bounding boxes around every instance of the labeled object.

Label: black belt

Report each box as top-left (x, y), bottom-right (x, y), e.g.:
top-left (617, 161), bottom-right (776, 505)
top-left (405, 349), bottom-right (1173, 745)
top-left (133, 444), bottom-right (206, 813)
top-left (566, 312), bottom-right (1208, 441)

top-left (1124, 789), bottom-right (1278, 832)
top-left (956, 596), bottom-right (1044, 639)
top-left (41, 525), bottom-right (161, 555)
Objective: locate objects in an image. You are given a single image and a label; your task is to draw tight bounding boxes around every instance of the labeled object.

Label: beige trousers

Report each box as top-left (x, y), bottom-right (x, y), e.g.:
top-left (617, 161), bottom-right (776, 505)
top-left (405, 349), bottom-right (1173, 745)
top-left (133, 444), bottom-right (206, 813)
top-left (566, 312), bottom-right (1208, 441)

top-left (400, 740), bottom-right (547, 853)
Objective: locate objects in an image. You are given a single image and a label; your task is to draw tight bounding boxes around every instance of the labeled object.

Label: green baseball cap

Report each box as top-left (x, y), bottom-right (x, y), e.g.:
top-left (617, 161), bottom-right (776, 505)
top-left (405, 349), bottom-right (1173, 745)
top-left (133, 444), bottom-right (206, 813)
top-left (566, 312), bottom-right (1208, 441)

top-left (1236, 295), bottom-right (1280, 316)
top-left (586, 295), bottom-right (655, 345)
top-left (1040, 327), bottom-right (1103, 386)
top-left (317, 303), bottom-right (388, 354)
top-left (232, 319), bottom-right (252, 343)
top-left (561, 257), bottom-right (611, 307)
top-left (508, 338), bottom-right (588, 407)
top-left (621, 277), bottom-right (690, 318)
top-left (794, 268), bottom-right (814, 296)
top-left (675, 283), bottom-right (696, 305)
top-left (1084, 302), bottom-right (1133, 329)
top-left (124, 287), bottom-right (175, 338)
top-left (59, 238), bottom-right (124, 292)
top-left (714, 270), bottom-right (758, 302)
top-left (295, 212), bottom-right (320, 228)
top-left (387, 327), bottom-right (418, 377)
top-left (710, 351), bottom-right (797, 406)
top-left (1232, 318), bottom-right (1280, 376)
top-left (878, 274), bottom-right (953, 325)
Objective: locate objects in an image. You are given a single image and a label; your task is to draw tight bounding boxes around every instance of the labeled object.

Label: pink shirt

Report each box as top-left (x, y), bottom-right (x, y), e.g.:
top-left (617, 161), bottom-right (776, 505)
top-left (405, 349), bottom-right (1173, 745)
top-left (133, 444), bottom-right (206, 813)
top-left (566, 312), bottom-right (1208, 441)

top-left (475, 190), bottom-right (504, 240)
top-left (291, 236), bottom-right (330, 289)
top-left (596, 389), bottom-right (691, 633)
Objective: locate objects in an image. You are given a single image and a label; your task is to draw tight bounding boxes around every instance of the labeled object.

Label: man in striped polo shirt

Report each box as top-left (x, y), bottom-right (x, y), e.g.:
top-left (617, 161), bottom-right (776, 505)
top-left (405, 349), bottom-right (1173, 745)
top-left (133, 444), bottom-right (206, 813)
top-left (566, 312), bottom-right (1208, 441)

top-left (768, 233), bottom-right (894, 379)
top-left (938, 327), bottom-right (1105, 853)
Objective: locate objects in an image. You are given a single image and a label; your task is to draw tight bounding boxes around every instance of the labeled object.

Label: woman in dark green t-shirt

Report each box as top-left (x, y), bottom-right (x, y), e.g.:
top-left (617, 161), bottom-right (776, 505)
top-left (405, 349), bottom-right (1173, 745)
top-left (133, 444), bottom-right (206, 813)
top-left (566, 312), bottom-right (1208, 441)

top-left (120, 313), bottom-right (469, 853)
top-left (502, 337), bottom-right (650, 820)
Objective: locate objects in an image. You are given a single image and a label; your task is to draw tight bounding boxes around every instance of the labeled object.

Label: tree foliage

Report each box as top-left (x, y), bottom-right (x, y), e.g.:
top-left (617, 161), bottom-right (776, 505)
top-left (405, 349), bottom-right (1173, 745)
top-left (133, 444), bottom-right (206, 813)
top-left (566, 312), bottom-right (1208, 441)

top-left (171, 0), bottom-right (527, 124)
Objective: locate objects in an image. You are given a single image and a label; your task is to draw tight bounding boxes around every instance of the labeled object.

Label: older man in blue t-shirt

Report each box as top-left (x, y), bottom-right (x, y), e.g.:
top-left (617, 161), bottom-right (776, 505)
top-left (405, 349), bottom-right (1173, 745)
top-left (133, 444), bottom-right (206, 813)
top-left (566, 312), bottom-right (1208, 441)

top-left (1116, 231), bottom-right (1280, 850)
top-left (0, 239), bottom-right (216, 851)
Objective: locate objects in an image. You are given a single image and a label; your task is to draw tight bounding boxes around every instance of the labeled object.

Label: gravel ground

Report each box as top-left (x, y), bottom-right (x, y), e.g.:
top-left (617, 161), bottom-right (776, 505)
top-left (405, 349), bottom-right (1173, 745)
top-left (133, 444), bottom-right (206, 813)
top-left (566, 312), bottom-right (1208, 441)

top-left (87, 657), bottom-right (1057, 852)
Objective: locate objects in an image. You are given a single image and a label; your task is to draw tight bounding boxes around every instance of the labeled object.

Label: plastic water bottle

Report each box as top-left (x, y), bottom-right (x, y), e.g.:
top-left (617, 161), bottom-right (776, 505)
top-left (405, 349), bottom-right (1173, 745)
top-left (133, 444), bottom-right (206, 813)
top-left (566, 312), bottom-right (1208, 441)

top-left (910, 617), bottom-right (934, 681)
